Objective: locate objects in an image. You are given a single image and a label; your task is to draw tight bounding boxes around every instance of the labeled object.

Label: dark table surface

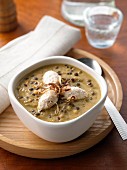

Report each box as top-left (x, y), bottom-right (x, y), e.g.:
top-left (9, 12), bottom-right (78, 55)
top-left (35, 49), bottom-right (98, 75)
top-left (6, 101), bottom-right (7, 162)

top-left (0, 0), bottom-right (127, 169)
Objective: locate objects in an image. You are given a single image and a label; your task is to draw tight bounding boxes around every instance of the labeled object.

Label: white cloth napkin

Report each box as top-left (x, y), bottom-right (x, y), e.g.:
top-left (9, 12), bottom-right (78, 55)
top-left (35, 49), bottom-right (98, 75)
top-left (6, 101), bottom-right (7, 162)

top-left (0, 15), bottom-right (81, 114)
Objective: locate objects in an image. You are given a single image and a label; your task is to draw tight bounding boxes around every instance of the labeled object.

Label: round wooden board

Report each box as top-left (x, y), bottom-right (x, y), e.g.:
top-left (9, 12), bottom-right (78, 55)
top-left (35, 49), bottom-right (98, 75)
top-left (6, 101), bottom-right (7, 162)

top-left (0, 49), bottom-right (123, 159)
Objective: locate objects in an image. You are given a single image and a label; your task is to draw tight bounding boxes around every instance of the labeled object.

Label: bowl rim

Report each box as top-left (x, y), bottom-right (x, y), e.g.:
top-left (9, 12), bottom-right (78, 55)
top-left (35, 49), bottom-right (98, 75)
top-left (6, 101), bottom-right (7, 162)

top-left (8, 56), bottom-right (107, 126)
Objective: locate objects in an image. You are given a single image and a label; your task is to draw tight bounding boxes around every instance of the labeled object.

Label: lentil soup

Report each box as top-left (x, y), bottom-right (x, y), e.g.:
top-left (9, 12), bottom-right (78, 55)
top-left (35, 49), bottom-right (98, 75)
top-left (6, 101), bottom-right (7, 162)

top-left (16, 64), bottom-right (101, 122)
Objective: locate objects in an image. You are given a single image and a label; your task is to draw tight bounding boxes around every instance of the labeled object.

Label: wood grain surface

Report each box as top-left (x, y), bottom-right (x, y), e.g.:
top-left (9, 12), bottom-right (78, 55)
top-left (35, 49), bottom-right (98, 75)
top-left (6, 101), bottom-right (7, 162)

top-left (0, 0), bottom-right (127, 169)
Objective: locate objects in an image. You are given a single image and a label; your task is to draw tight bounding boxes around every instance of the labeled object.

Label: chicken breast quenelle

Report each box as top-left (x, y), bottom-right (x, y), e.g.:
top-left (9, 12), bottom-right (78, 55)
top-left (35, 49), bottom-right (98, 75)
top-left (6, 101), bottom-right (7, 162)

top-left (37, 90), bottom-right (58, 111)
top-left (43, 70), bottom-right (61, 84)
top-left (61, 86), bottom-right (87, 101)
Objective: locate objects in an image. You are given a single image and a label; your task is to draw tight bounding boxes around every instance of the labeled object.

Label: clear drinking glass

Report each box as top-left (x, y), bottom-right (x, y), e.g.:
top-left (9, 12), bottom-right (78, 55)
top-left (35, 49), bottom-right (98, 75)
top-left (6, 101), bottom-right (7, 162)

top-left (83, 6), bottom-right (123, 49)
top-left (61, 0), bottom-right (115, 26)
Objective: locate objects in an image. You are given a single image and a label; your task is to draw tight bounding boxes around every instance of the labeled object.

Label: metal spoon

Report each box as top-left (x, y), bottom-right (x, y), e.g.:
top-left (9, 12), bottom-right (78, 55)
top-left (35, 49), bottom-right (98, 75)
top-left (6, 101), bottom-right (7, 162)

top-left (78, 58), bottom-right (102, 75)
top-left (78, 58), bottom-right (127, 140)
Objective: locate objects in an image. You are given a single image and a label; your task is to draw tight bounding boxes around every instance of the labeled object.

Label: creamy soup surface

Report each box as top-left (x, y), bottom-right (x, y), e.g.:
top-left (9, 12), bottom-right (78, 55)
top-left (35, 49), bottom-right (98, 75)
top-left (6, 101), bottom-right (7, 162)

top-left (16, 64), bottom-right (101, 122)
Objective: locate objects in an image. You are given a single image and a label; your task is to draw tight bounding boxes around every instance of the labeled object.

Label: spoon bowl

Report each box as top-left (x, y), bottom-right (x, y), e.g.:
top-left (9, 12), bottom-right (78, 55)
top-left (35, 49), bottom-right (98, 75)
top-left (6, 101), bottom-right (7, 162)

top-left (78, 58), bottom-right (102, 75)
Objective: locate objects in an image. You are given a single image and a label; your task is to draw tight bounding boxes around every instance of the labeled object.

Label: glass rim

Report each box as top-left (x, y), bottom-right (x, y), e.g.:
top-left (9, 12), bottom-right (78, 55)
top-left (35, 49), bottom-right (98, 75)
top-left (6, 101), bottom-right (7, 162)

top-left (83, 6), bottom-right (123, 27)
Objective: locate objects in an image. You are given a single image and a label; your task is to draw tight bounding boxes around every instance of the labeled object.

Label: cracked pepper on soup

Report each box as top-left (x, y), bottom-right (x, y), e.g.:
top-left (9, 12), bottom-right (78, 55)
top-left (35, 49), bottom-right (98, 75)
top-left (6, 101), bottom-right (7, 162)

top-left (16, 64), bottom-right (101, 122)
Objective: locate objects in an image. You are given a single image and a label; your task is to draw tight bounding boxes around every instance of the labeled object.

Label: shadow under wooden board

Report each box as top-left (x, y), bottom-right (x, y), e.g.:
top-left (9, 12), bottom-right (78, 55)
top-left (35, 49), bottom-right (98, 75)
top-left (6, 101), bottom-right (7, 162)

top-left (0, 49), bottom-right (123, 159)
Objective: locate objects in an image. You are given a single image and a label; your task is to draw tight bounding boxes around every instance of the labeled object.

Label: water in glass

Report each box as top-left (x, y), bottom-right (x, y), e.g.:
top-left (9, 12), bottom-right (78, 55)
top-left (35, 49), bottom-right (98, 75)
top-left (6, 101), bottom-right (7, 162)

top-left (84, 6), bottom-right (123, 48)
top-left (86, 15), bottom-right (120, 48)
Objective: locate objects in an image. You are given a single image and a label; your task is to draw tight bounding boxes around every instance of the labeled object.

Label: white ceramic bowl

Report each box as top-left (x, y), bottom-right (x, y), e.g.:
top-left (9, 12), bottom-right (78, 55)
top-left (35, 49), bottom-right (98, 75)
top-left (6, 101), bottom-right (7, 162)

top-left (8, 56), bottom-right (107, 143)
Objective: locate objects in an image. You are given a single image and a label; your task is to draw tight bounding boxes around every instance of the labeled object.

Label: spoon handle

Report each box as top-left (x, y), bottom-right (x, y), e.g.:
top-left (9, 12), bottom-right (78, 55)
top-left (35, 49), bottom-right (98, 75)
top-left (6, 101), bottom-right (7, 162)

top-left (105, 96), bottom-right (127, 140)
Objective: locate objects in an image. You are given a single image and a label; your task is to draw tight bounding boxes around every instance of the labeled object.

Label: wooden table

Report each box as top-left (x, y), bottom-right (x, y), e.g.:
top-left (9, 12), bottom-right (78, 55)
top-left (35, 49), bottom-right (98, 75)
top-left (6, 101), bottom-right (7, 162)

top-left (0, 0), bottom-right (127, 169)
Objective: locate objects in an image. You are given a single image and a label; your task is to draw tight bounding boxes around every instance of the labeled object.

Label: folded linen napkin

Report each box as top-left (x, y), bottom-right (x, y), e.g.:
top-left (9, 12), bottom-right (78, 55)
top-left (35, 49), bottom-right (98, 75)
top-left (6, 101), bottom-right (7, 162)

top-left (0, 15), bottom-right (81, 114)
